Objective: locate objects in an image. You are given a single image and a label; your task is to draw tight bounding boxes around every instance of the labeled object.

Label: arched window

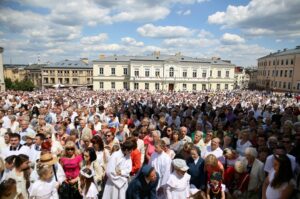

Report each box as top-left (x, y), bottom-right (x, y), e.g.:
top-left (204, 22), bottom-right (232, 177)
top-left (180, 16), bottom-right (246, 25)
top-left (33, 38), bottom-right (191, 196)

top-left (169, 67), bottom-right (174, 77)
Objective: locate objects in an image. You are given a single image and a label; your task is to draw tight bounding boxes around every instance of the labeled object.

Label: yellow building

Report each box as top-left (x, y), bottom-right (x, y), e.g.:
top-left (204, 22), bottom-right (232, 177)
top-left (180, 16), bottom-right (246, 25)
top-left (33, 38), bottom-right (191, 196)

top-left (93, 53), bottom-right (236, 91)
top-left (42, 58), bottom-right (93, 88)
top-left (257, 46), bottom-right (300, 92)
top-left (4, 64), bottom-right (28, 82)
top-left (25, 64), bottom-right (44, 88)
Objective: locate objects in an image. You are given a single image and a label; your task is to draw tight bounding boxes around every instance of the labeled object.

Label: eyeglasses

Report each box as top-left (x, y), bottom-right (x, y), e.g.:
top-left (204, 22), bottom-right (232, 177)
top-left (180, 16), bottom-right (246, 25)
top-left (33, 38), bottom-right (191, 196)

top-left (46, 137), bottom-right (51, 139)
top-left (105, 134), bottom-right (112, 137)
top-left (66, 148), bottom-right (75, 151)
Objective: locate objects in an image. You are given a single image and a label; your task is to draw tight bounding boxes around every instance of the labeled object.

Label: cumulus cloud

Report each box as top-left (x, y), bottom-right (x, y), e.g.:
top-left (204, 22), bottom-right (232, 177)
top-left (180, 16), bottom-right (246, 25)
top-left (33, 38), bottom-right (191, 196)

top-left (137, 24), bottom-right (194, 38)
top-left (81, 33), bottom-right (108, 45)
top-left (208, 0), bottom-right (300, 38)
top-left (121, 37), bottom-right (144, 47)
top-left (221, 33), bottom-right (245, 44)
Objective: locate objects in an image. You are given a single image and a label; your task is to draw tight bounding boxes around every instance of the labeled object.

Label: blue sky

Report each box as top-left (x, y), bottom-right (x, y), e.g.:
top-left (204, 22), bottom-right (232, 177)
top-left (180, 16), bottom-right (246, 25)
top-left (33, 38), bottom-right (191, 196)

top-left (0, 0), bottom-right (299, 66)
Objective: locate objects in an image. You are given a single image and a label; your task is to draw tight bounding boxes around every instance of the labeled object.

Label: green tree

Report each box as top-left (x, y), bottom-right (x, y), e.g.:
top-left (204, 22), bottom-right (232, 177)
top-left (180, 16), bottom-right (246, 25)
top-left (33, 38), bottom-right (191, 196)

top-left (4, 78), bottom-right (35, 91)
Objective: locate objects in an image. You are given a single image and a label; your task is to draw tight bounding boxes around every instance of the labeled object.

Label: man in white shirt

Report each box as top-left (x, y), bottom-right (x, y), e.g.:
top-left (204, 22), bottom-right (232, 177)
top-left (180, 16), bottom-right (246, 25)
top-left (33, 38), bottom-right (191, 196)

top-left (202, 137), bottom-right (223, 159)
top-left (1, 133), bottom-right (30, 158)
top-left (180, 126), bottom-right (192, 143)
top-left (0, 109), bottom-right (11, 129)
top-left (18, 120), bottom-right (36, 145)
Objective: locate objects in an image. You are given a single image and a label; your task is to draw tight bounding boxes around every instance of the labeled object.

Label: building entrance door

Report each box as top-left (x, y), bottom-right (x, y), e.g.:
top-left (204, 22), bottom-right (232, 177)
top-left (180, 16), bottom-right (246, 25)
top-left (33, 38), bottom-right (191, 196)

top-left (169, 83), bottom-right (174, 91)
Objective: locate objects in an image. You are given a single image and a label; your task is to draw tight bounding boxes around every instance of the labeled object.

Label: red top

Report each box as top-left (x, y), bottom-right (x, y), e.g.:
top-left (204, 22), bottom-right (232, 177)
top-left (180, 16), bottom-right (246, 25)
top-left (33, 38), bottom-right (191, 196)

top-left (60, 155), bottom-right (82, 179)
top-left (130, 148), bottom-right (141, 176)
top-left (224, 166), bottom-right (250, 193)
top-left (206, 160), bottom-right (224, 182)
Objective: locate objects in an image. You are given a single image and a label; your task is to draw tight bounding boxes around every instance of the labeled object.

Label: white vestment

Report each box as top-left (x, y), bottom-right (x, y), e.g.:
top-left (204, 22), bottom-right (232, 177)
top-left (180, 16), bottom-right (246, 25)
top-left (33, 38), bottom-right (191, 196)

top-left (102, 150), bottom-right (132, 199)
top-left (166, 171), bottom-right (191, 199)
top-left (28, 179), bottom-right (59, 199)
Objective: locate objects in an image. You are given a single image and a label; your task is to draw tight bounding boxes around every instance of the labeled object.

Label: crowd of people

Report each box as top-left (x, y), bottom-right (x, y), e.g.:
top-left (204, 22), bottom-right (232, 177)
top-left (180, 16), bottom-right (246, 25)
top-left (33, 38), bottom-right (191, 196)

top-left (0, 88), bottom-right (299, 199)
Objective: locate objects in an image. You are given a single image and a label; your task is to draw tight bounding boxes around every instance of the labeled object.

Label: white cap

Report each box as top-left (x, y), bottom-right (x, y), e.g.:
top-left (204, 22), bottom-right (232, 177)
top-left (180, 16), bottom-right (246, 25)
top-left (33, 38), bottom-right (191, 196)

top-left (172, 159), bottom-right (189, 171)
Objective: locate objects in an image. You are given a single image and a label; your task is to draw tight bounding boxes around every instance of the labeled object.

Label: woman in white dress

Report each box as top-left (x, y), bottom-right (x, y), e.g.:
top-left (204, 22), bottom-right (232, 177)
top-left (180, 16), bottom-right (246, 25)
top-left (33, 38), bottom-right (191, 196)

top-left (102, 140), bottom-right (134, 199)
top-left (166, 159), bottom-right (191, 199)
top-left (4, 154), bottom-right (30, 199)
top-left (262, 154), bottom-right (294, 199)
top-left (79, 168), bottom-right (98, 199)
top-left (28, 163), bottom-right (59, 199)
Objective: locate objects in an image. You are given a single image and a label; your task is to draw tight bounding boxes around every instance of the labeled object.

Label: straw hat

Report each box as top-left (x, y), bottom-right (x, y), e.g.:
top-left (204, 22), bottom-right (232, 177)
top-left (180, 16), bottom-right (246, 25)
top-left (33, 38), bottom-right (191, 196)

top-left (39, 153), bottom-right (58, 166)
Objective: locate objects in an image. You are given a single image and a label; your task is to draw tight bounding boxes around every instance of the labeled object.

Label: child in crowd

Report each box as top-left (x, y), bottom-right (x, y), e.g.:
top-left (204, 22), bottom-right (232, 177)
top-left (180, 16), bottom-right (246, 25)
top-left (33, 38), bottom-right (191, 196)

top-left (79, 168), bottom-right (98, 199)
top-left (28, 163), bottom-right (59, 198)
top-left (206, 172), bottom-right (226, 199)
top-left (0, 178), bottom-right (24, 199)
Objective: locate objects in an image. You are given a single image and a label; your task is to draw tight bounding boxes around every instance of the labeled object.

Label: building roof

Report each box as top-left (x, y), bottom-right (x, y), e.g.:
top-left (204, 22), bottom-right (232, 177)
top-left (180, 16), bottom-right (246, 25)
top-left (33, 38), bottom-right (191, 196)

top-left (4, 64), bottom-right (28, 69)
top-left (45, 59), bottom-right (92, 69)
top-left (93, 54), bottom-right (234, 66)
top-left (25, 64), bottom-right (46, 70)
top-left (258, 46), bottom-right (300, 59)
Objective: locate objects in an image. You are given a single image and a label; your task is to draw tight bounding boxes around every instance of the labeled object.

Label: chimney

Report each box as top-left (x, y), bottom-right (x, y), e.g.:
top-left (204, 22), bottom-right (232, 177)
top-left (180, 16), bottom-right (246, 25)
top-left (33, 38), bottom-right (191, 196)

top-left (80, 58), bottom-right (88, 64)
top-left (99, 54), bottom-right (105, 59)
top-left (153, 51), bottom-right (160, 57)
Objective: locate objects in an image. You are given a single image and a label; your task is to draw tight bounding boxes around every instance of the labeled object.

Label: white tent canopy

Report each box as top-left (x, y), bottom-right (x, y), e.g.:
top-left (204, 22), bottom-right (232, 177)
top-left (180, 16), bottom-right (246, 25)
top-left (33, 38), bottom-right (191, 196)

top-left (53, 84), bottom-right (65, 88)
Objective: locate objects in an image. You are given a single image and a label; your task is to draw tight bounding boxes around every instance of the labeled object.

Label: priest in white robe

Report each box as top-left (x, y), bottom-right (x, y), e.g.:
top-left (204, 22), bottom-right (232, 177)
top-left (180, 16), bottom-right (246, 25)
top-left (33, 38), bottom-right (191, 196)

top-left (149, 140), bottom-right (172, 199)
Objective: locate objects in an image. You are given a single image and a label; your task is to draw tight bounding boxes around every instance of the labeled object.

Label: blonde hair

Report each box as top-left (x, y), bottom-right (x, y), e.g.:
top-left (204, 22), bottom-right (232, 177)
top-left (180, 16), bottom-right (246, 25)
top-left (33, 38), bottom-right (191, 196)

top-left (62, 140), bottom-right (80, 157)
top-left (205, 154), bottom-right (218, 167)
top-left (0, 157), bottom-right (4, 172)
top-left (36, 163), bottom-right (51, 178)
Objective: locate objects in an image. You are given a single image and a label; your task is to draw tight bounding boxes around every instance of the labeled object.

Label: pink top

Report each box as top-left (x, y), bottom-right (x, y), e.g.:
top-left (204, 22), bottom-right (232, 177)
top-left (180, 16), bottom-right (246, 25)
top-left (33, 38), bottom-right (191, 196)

top-left (60, 155), bottom-right (82, 179)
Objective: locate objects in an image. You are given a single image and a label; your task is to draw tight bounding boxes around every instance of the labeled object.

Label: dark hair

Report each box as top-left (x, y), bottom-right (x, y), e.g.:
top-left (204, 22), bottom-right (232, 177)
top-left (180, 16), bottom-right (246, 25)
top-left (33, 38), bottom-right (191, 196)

top-left (90, 136), bottom-right (104, 151)
top-left (10, 133), bottom-right (20, 140)
top-left (190, 146), bottom-right (201, 156)
top-left (0, 178), bottom-right (17, 198)
top-left (83, 147), bottom-right (97, 163)
top-left (271, 154), bottom-right (293, 188)
top-left (70, 129), bottom-right (79, 138)
top-left (14, 154), bottom-right (30, 189)
top-left (132, 130), bottom-right (139, 137)
top-left (126, 137), bottom-right (137, 149)
top-left (5, 155), bottom-right (16, 164)
top-left (80, 168), bottom-right (93, 195)
top-left (121, 140), bottom-right (134, 152)
top-left (36, 133), bottom-right (45, 141)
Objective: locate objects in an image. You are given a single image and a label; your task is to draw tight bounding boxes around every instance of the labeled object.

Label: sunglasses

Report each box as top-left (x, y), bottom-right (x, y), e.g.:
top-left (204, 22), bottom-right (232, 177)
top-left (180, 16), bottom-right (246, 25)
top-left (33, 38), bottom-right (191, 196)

top-left (105, 134), bottom-right (112, 137)
top-left (66, 148), bottom-right (75, 151)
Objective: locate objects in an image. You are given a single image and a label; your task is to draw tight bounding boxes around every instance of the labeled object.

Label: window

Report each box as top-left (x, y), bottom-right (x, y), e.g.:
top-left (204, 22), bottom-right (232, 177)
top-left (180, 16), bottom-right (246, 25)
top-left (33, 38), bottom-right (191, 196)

top-left (288, 82), bottom-right (291, 89)
top-left (99, 67), bottom-right (103, 75)
top-left (169, 67), bottom-right (174, 77)
top-left (58, 78), bottom-right (62, 84)
top-left (216, 84), bottom-right (220, 90)
top-left (225, 84), bottom-right (228, 90)
top-left (273, 60), bottom-right (275, 65)
top-left (111, 82), bottom-right (115, 89)
top-left (281, 60), bottom-right (284, 65)
top-left (280, 70), bottom-right (283, 77)
top-left (145, 83), bottom-right (149, 90)
top-left (274, 81), bottom-right (277, 87)
top-left (155, 69), bottom-right (160, 77)
top-left (267, 70), bottom-right (270, 76)
top-left (226, 71), bottom-right (229, 78)
top-left (279, 81), bottom-right (282, 88)
top-left (218, 71), bottom-right (221, 77)
top-left (291, 59), bottom-right (294, 65)
top-left (44, 78), bottom-right (48, 84)
top-left (134, 69), bottom-right (139, 77)
top-left (286, 59), bottom-right (288, 65)
top-left (289, 70), bottom-right (293, 77)
top-left (123, 82), bottom-right (128, 89)
top-left (276, 70), bottom-right (278, 77)
top-left (210, 70), bottom-right (212, 77)
top-left (284, 70), bottom-right (287, 77)
top-left (155, 83), bottom-right (160, 90)
top-left (298, 83), bottom-right (300, 90)
top-left (72, 78), bottom-right (78, 84)
top-left (111, 68), bottom-right (115, 75)
top-left (145, 69), bottom-right (150, 77)
top-left (202, 70), bottom-right (207, 78)
top-left (269, 61), bottom-right (271, 66)
top-left (183, 70), bottom-right (187, 77)
top-left (99, 82), bottom-right (104, 89)
top-left (123, 68), bottom-right (128, 75)
top-left (134, 83), bottom-right (139, 90)
top-left (277, 60), bottom-right (279, 65)
top-left (192, 70), bottom-right (197, 78)
top-left (202, 84), bottom-right (206, 90)
top-left (192, 84), bottom-right (196, 90)
top-left (272, 70), bottom-right (275, 76)
top-left (283, 82), bottom-right (286, 89)
top-left (182, 84), bottom-right (187, 91)
top-left (64, 78), bottom-right (69, 84)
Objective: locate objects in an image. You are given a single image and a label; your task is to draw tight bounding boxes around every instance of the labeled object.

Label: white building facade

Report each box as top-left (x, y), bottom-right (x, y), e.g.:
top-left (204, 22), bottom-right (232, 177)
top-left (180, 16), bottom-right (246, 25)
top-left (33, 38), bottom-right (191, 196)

top-left (93, 54), bottom-right (236, 91)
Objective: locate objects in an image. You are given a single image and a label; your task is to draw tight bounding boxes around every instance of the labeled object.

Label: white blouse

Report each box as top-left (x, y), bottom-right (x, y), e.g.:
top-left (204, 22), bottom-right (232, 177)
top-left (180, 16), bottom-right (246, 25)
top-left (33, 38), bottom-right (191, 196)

top-left (28, 179), bottom-right (59, 199)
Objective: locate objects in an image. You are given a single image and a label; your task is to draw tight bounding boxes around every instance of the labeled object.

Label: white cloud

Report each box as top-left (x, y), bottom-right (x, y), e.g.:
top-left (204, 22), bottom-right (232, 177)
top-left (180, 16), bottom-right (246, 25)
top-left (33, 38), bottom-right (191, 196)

top-left (81, 34), bottom-right (108, 45)
top-left (121, 37), bottom-right (144, 47)
top-left (221, 33), bottom-right (245, 44)
top-left (137, 24), bottom-right (194, 38)
top-left (208, 0), bottom-right (300, 38)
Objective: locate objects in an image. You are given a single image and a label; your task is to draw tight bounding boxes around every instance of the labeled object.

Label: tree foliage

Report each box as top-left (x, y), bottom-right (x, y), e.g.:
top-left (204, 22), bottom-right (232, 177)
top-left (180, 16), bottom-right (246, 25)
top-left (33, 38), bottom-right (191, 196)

top-left (5, 78), bottom-right (35, 91)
